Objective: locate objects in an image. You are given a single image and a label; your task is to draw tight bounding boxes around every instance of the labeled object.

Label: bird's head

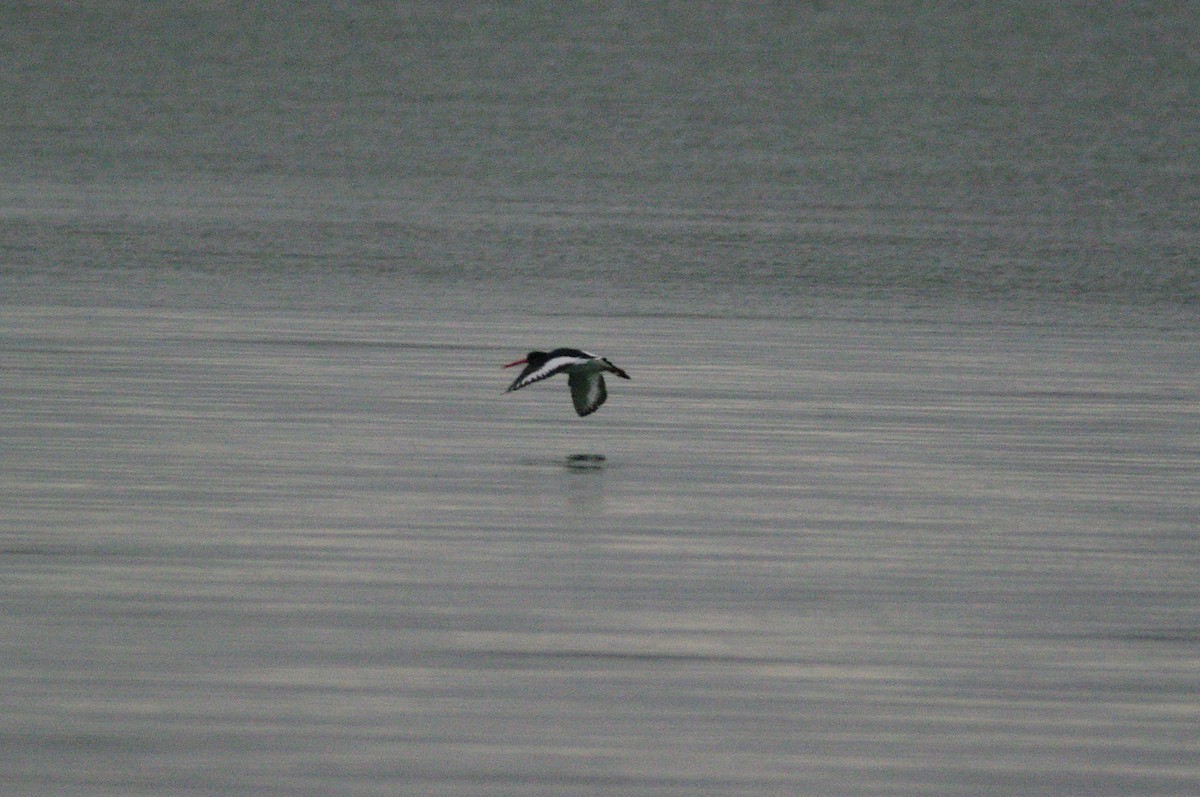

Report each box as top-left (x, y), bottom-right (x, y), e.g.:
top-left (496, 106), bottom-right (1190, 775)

top-left (503, 351), bottom-right (548, 369)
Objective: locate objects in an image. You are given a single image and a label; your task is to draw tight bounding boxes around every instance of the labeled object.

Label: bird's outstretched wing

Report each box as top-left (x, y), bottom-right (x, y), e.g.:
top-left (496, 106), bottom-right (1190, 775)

top-left (568, 372), bottom-right (607, 416)
top-left (506, 354), bottom-right (589, 392)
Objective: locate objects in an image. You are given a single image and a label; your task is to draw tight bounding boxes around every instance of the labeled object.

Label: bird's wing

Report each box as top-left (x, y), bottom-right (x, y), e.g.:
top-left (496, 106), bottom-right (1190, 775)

top-left (506, 354), bottom-right (588, 392)
top-left (568, 372), bottom-right (607, 416)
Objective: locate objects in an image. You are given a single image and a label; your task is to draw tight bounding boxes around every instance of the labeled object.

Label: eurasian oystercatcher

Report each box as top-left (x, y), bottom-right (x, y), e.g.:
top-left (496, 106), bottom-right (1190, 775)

top-left (503, 349), bottom-right (631, 417)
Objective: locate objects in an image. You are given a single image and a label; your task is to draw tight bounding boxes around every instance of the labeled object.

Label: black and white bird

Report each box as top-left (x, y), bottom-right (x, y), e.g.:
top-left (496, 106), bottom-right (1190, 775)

top-left (503, 348), bottom-right (631, 417)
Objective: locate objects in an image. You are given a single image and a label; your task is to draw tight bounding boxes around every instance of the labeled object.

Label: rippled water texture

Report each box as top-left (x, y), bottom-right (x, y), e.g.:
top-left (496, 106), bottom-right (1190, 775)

top-left (4, 306), bottom-right (1196, 795)
top-left (2, 3), bottom-right (1198, 795)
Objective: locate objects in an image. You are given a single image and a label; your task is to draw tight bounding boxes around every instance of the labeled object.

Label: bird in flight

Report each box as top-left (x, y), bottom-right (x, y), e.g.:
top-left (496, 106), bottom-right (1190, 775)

top-left (503, 348), bottom-right (631, 416)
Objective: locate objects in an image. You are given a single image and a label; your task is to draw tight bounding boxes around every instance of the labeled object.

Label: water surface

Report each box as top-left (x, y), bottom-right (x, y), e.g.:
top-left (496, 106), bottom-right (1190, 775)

top-left (2, 3), bottom-right (1198, 795)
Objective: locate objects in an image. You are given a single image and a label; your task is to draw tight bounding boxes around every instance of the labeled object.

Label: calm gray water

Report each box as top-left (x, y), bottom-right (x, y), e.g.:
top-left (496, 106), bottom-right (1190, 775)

top-left (3, 4), bottom-right (1198, 796)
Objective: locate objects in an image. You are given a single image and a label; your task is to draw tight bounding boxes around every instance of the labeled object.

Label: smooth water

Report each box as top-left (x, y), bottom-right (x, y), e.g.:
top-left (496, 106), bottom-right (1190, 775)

top-left (2, 4), bottom-right (1198, 796)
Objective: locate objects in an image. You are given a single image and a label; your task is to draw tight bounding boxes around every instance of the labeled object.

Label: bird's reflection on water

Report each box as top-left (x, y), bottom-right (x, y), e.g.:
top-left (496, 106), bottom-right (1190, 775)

top-left (565, 453), bottom-right (606, 471)
top-left (516, 453), bottom-right (607, 470)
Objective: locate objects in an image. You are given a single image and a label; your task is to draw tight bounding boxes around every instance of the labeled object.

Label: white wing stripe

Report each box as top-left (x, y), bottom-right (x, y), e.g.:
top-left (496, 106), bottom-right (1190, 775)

top-left (508, 355), bottom-right (589, 391)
